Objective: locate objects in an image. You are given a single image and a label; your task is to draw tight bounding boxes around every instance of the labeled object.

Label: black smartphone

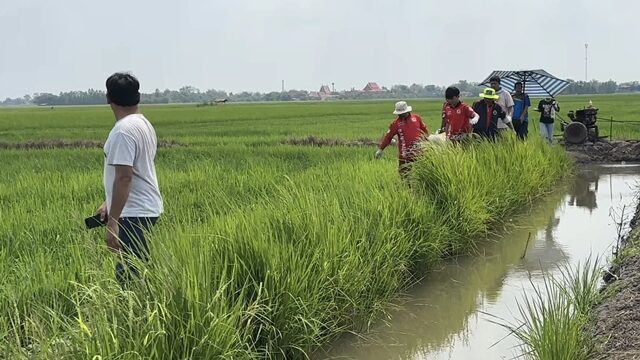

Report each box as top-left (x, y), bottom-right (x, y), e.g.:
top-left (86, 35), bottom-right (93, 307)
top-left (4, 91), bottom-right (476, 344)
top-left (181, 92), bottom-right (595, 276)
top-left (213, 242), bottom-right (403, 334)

top-left (84, 214), bottom-right (106, 229)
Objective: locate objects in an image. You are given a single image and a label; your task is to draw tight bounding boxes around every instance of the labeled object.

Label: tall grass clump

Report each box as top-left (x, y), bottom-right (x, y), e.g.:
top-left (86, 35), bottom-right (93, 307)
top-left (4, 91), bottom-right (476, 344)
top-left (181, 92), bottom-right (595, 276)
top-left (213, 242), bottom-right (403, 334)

top-left (489, 258), bottom-right (602, 360)
top-left (409, 134), bottom-right (572, 256)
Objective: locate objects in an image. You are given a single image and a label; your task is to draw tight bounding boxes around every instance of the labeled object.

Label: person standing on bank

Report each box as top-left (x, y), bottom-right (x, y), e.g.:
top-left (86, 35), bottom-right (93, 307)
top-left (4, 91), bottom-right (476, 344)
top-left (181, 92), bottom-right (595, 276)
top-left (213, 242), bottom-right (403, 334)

top-left (511, 81), bottom-right (531, 139)
top-left (96, 72), bottom-right (164, 283)
top-left (472, 88), bottom-right (512, 139)
top-left (489, 76), bottom-right (514, 133)
top-left (537, 97), bottom-right (560, 144)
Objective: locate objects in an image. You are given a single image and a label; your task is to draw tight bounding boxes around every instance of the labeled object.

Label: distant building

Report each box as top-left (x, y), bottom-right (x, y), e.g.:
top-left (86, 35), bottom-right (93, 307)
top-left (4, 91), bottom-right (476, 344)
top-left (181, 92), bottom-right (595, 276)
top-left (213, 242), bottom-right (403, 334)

top-left (362, 82), bottom-right (381, 92)
top-left (319, 85), bottom-right (331, 95)
top-left (318, 85), bottom-right (333, 100)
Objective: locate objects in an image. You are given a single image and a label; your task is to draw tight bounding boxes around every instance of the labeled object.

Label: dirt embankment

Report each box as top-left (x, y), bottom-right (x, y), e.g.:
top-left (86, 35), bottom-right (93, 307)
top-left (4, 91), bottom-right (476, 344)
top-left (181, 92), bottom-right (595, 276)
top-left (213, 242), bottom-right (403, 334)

top-left (564, 140), bottom-right (640, 164)
top-left (0, 139), bottom-right (183, 150)
top-left (281, 136), bottom-right (378, 147)
top-left (592, 201), bottom-right (640, 359)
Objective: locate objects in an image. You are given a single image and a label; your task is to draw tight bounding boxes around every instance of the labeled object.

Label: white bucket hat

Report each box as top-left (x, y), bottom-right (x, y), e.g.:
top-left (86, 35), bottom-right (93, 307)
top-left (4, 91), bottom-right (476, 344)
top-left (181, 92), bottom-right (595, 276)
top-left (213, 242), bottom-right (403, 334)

top-left (393, 101), bottom-right (412, 115)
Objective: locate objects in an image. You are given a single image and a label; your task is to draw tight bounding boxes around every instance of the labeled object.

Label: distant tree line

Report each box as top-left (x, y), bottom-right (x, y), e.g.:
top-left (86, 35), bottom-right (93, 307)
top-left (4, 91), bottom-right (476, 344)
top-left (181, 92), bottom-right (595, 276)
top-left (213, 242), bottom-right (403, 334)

top-left (564, 79), bottom-right (633, 94)
top-left (2, 79), bottom-right (639, 106)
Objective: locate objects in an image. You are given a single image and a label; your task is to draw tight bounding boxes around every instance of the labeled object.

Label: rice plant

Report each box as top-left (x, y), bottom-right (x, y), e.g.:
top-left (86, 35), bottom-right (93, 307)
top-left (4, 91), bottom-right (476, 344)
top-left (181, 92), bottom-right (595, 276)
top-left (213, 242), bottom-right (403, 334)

top-left (487, 257), bottom-right (602, 360)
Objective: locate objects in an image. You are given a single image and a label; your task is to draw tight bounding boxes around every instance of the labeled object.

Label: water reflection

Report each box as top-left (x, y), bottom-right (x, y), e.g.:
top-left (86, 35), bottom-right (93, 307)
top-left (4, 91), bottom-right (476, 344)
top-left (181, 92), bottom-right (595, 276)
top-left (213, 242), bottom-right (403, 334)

top-left (320, 165), bottom-right (640, 360)
top-left (568, 169), bottom-right (599, 212)
top-left (519, 213), bottom-right (567, 274)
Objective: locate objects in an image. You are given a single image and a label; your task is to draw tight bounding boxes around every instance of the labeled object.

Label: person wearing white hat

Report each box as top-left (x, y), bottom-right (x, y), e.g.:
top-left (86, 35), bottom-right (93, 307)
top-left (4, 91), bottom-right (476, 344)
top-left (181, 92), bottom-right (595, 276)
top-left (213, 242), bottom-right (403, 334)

top-left (375, 101), bottom-right (429, 178)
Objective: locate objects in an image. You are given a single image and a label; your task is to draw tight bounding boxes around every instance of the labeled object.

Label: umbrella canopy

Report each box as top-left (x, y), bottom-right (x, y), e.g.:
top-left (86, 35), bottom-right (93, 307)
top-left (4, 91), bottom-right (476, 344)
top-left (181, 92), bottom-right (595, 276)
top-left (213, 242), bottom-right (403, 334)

top-left (479, 69), bottom-right (569, 98)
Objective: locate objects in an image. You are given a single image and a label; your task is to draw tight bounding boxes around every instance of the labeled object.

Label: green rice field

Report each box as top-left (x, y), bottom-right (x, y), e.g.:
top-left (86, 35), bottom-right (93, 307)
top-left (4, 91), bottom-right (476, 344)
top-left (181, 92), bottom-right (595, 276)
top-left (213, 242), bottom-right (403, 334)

top-left (0, 94), bottom-right (636, 359)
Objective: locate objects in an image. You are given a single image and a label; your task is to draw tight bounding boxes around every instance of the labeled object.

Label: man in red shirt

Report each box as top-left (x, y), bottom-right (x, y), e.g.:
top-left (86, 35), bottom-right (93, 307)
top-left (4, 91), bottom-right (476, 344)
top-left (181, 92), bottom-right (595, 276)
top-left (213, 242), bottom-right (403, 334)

top-left (439, 86), bottom-right (479, 141)
top-left (375, 101), bottom-right (429, 177)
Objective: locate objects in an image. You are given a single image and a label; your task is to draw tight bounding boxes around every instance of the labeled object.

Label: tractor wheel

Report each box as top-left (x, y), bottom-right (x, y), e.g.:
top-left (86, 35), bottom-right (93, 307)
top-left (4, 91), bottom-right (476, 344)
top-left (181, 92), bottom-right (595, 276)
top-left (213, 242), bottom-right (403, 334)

top-left (564, 122), bottom-right (588, 144)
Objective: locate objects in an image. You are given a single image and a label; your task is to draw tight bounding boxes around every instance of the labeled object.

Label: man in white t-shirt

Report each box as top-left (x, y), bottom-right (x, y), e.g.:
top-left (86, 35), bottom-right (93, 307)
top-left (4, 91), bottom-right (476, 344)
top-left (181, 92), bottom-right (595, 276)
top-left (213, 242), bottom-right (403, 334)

top-left (96, 72), bottom-right (163, 283)
top-left (489, 76), bottom-right (514, 131)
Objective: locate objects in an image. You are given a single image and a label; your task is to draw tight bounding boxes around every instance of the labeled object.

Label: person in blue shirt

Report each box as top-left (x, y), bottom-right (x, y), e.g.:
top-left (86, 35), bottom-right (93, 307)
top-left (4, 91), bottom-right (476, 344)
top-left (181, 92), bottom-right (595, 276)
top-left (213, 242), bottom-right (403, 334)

top-left (511, 82), bottom-right (531, 139)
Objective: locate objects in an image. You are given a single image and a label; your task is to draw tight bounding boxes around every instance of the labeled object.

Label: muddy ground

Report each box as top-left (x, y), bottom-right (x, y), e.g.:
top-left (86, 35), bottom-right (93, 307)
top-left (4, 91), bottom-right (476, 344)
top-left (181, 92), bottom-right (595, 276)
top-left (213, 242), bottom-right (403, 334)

top-left (281, 135), bottom-right (378, 147)
top-left (564, 140), bottom-right (640, 164)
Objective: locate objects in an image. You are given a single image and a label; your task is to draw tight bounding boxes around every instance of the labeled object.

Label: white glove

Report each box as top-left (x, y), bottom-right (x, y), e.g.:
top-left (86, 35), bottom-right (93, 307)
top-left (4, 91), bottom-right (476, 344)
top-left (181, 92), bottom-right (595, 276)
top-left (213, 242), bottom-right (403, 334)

top-left (390, 138), bottom-right (397, 145)
top-left (375, 149), bottom-right (383, 160)
top-left (469, 113), bottom-right (479, 125)
top-left (505, 115), bottom-right (512, 124)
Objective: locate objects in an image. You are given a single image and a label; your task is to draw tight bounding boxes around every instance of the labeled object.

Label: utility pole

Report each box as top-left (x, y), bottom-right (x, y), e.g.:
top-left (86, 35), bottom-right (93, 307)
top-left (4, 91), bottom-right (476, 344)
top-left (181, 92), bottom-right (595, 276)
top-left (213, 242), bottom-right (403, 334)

top-left (584, 43), bottom-right (588, 82)
top-left (332, 82), bottom-right (335, 93)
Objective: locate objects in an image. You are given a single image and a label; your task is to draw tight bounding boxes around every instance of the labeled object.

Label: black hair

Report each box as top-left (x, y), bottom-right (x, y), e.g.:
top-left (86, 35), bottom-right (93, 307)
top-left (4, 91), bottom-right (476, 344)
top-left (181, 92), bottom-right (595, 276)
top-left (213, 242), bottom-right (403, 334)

top-left (445, 86), bottom-right (460, 99)
top-left (106, 72), bottom-right (141, 106)
top-left (515, 81), bottom-right (523, 86)
top-left (489, 76), bottom-right (501, 84)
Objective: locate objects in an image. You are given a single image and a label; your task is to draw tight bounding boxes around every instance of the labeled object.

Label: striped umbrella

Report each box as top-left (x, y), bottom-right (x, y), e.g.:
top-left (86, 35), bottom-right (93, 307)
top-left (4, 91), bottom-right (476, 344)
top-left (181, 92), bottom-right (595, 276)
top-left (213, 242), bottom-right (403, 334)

top-left (479, 70), bottom-right (569, 98)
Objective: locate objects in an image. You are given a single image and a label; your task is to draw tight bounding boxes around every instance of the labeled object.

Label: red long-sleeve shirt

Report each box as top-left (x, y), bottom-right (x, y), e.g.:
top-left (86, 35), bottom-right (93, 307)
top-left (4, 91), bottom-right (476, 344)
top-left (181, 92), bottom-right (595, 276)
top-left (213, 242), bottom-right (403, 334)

top-left (379, 114), bottom-right (429, 161)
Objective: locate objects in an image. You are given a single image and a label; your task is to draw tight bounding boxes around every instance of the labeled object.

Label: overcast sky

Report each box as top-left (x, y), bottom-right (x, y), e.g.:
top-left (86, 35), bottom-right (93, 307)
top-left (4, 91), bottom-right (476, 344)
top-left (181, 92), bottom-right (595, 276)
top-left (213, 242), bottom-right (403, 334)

top-left (1, 0), bottom-right (637, 98)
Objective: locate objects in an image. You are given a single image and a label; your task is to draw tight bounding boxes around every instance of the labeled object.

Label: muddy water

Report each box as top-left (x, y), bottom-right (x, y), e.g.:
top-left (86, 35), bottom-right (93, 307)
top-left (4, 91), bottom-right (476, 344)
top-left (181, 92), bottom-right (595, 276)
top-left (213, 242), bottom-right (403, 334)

top-left (320, 165), bottom-right (640, 360)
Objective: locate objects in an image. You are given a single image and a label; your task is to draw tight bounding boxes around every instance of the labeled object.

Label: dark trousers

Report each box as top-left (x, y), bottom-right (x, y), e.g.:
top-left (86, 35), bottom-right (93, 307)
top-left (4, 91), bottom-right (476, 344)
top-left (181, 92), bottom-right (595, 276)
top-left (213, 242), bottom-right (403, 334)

top-left (115, 217), bottom-right (158, 286)
top-left (514, 120), bottom-right (529, 139)
top-left (473, 128), bottom-right (498, 140)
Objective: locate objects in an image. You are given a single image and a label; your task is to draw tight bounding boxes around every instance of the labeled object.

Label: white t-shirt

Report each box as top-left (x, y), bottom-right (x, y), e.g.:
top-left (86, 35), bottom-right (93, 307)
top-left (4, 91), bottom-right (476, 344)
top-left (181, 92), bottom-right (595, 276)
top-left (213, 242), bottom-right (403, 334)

top-left (103, 113), bottom-right (164, 218)
top-left (495, 88), bottom-right (514, 129)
